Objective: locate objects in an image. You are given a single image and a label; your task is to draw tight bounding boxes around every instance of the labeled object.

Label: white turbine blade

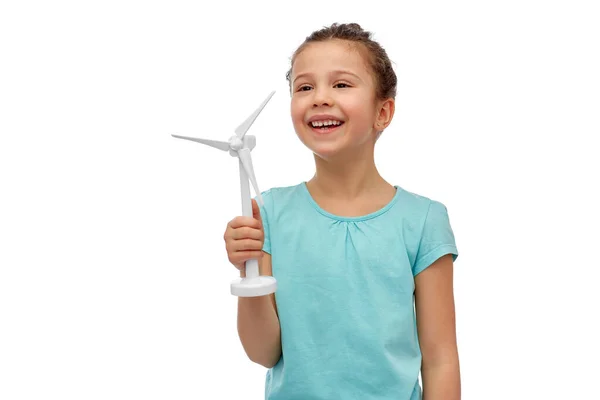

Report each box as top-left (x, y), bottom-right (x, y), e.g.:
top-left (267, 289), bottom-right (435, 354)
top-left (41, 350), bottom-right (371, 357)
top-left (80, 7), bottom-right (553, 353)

top-left (238, 148), bottom-right (263, 206)
top-left (234, 91), bottom-right (275, 139)
top-left (171, 134), bottom-right (230, 151)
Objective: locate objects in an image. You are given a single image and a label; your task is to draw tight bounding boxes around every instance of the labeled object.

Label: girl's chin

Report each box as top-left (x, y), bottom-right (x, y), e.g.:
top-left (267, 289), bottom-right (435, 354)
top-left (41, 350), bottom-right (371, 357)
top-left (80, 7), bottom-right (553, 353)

top-left (303, 142), bottom-right (348, 159)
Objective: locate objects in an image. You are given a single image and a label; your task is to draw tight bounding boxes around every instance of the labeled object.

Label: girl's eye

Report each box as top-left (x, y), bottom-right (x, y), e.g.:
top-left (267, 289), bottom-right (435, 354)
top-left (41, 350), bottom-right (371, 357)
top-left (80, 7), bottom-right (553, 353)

top-left (334, 83), bottom-right (350, 88)
top-left (297, 85), bottom-right (312, 92)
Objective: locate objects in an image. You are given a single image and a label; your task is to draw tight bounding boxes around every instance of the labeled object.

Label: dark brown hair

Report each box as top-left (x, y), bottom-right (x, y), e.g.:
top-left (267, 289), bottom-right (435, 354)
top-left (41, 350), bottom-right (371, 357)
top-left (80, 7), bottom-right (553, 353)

top-left (286, 23), bottom-right (397, 100)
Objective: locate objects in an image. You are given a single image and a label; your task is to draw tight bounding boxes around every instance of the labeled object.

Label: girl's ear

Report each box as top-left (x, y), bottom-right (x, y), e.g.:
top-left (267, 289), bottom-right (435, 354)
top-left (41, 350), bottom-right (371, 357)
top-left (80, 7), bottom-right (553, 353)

top-left (375, 98), bottom-right (395, 131)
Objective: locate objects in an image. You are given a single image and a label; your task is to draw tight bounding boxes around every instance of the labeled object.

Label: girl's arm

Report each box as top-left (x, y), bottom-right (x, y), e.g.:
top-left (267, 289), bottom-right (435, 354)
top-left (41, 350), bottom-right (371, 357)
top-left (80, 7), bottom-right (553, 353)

top-left (415, 254), bottom-right (461, 400)
top-left (237, 252), bottom-right (281, 368)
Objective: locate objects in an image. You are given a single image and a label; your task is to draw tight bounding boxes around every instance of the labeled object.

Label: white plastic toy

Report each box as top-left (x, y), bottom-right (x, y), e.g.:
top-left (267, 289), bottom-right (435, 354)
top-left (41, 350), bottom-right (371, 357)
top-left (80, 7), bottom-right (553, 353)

top-left (172, 91), bottom-right (277, 297)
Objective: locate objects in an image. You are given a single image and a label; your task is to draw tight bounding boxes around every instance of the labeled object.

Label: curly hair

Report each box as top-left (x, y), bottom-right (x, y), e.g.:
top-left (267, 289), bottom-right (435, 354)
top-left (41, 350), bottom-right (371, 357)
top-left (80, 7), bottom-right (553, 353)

top-left (286, 23), bottom-right (397, 101)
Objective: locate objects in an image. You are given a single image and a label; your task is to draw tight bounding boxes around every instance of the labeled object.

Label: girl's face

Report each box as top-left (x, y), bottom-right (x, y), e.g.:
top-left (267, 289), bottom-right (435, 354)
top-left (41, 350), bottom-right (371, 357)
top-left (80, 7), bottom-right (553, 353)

top-left (290, 39), bottom-right (383, 159)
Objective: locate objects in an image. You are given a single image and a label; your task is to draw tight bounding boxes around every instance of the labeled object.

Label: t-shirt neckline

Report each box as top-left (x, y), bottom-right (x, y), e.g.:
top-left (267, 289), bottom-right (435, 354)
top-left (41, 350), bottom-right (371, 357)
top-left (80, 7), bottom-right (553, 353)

top-left (299, 181), bottom-right (401, 222)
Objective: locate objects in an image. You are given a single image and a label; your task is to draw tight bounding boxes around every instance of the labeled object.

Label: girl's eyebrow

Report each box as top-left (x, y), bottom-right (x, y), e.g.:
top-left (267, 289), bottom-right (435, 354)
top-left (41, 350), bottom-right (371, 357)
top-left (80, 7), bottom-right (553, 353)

top-left (332, 70), bottom-right (363, 82)
top-left (293, 70), bottom-right (363, 84)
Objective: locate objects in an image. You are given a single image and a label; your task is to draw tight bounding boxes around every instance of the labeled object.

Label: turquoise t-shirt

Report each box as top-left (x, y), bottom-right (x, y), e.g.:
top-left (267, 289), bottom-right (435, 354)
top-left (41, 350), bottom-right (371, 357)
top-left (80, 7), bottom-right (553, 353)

top-left (256, 182), bottom-right (458, 400)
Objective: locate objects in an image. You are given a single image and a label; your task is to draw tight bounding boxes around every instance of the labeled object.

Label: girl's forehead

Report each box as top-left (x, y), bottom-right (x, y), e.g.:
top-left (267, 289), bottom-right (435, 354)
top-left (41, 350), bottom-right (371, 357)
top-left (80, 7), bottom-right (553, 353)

top-left (292, 40), bottom-right (370, 77)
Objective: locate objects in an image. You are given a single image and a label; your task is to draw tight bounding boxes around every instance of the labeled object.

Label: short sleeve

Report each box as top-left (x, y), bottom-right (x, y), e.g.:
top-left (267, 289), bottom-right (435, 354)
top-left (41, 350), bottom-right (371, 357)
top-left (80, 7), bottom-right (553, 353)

top-left (412, 200), bottom-right (458, 276)
top-left (254, 189), bottom-right (273, 254)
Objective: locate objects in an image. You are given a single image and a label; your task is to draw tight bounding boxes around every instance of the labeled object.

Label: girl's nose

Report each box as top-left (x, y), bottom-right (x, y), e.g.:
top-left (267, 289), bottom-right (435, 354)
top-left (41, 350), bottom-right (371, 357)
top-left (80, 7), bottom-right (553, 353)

top-left (312, 88), bottom-right (333, 107)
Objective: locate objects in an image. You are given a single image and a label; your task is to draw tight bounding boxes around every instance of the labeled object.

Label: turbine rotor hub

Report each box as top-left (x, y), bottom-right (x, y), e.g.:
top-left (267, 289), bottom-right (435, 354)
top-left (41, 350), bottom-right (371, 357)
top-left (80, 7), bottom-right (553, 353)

top-left (229, 136), bottom-right (243, 151)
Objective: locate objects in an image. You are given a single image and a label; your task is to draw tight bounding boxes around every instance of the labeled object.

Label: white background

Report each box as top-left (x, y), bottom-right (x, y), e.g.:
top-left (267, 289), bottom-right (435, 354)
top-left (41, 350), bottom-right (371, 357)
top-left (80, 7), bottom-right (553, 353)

top-left (1, 1), bottom-right (599, 399)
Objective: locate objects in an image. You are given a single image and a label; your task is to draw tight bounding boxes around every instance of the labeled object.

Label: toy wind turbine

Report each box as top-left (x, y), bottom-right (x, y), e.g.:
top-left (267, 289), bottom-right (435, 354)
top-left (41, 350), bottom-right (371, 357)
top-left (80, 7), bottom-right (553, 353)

top-left (172, 91), bottom-right (277, 297)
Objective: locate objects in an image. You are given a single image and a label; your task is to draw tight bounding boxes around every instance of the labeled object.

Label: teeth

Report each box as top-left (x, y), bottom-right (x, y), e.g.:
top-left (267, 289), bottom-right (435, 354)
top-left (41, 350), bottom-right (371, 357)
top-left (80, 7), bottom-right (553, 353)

top-left (310, 120), bottom-right (342, 128)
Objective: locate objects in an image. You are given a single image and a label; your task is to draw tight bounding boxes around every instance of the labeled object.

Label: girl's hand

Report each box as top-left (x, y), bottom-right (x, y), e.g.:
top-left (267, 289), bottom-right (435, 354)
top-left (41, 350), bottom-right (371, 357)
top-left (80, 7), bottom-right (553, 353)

top-left (223, 199), bottom-right (264, 271)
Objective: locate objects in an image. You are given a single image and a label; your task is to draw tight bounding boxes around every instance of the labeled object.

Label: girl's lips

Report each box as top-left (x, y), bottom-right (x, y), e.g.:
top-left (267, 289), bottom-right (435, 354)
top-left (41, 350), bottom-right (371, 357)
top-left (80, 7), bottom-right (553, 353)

top-left (308, 121), bottom-right (345, 134)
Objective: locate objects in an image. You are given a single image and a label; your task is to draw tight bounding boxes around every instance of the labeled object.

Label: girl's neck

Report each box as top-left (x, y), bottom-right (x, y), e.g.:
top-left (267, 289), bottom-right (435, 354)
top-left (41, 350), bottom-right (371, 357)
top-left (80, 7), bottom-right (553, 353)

top-left (307, 147), bottom-right (391, 200)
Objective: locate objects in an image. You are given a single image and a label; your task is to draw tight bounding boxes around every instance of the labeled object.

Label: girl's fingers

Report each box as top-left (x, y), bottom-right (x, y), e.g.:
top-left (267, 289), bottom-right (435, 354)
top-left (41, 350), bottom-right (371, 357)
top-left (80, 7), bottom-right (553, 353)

top-left (228, 216), bottom-right (261, 230)
top-left (229, 239), bottom-right (263, 252)
top-left (231, 226), bottom-right (263, 241)
top-left (229, 250), bottom-right (264, 265)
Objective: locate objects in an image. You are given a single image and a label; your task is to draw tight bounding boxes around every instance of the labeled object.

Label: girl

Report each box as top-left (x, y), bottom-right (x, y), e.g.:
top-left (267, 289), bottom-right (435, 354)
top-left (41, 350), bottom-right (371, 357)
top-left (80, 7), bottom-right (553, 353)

top-left (224, 22), bottom-right (460, 400)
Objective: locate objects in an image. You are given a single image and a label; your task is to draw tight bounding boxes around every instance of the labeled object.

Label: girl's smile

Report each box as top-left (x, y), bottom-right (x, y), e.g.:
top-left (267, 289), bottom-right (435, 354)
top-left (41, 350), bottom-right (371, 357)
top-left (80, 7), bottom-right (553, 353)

top-left (307, 114), bottom-right (346, 135)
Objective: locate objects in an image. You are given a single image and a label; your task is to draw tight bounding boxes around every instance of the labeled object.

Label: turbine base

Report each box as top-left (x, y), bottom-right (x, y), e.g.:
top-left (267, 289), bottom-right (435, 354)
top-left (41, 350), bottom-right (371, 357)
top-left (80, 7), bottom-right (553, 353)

top-left (230, 276), bottom-right (277, 297)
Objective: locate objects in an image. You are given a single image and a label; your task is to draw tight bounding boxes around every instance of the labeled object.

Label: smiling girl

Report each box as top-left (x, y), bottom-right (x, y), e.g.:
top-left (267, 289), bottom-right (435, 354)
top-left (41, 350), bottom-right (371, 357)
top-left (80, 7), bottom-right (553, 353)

top-left (224, 22), bottom-right (460, 400)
